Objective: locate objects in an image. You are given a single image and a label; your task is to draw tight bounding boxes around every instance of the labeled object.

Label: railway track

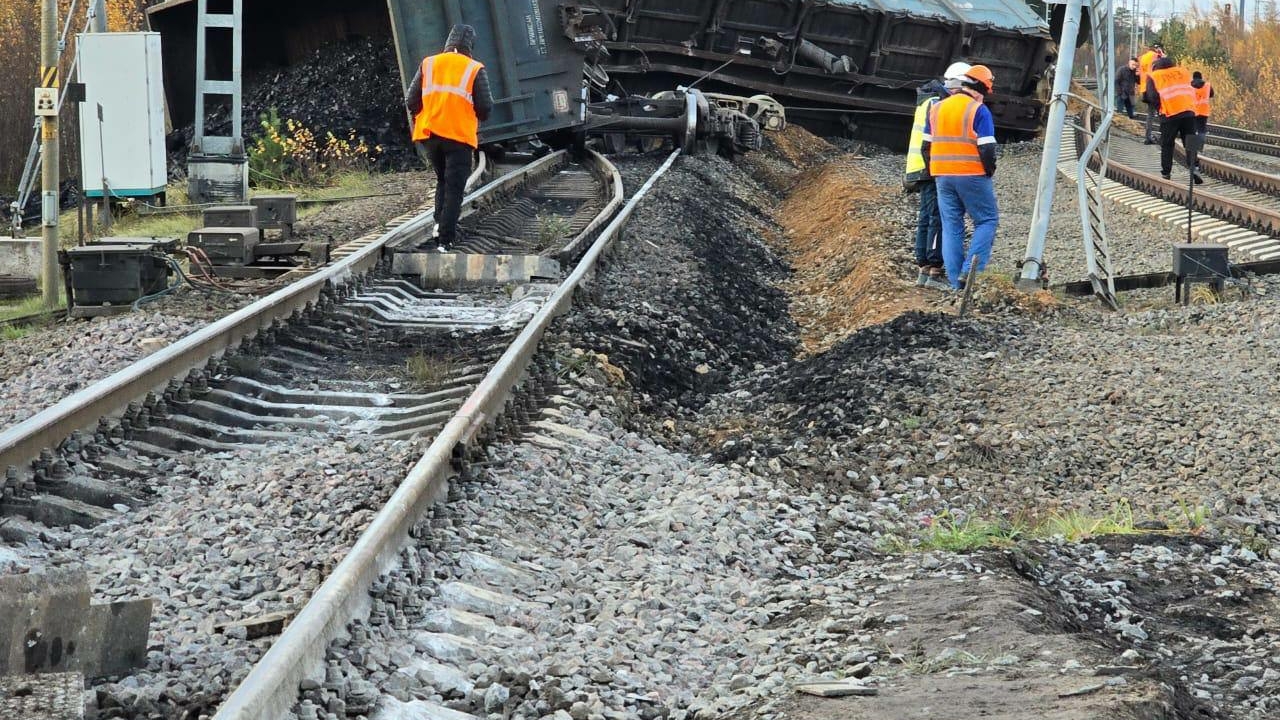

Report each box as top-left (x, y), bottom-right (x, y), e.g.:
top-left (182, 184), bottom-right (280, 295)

top-left (1129, 111), bottom-right (1280, 159)
top-left (0, 148), bottom-right (681, 719)
top-left (1075, 111), bottom-right (1280, 250)
top-left (0, 308), bottom-right (63, 331)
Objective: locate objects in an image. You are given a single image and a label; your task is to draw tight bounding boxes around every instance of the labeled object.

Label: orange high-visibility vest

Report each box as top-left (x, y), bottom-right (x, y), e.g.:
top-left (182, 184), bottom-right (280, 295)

top-left (1150, 66), bottom-right (1196, 118)
top-left (927, 94), bottom-right (985, 177)
top-left (1193, 81), bottom-right (1212, 118)
top-left (411, 51), bottom-right (484, 148)
top-left (1138, 50), bottom-right (1158, 94)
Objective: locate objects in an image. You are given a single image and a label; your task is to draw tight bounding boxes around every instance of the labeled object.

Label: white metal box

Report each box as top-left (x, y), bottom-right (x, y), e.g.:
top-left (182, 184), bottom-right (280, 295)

top-left (77, 32), bottom-right (167, 200)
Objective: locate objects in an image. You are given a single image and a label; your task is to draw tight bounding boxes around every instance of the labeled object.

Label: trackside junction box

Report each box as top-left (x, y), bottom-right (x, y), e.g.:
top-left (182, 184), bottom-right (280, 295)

top-left (77, 32), bottom-right (167, 201)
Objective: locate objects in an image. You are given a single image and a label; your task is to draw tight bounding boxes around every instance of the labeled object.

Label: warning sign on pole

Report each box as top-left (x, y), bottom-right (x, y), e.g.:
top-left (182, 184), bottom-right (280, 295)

top-left (34, 87), bottom-right (58, 116)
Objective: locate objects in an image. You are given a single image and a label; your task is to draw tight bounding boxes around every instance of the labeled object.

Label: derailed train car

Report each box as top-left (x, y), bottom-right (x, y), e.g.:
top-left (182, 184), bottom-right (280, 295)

top-left (148, 0), bottom-right (1054, 153)
top-left (391, 0), bottom-right (1056, 148)
top-left (559, 0), bottom-right (1056, 145)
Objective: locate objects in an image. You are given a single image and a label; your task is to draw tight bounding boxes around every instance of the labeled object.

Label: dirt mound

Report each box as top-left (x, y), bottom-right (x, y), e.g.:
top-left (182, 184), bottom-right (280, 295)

top-left (774, 158), bottom-right (934, 353)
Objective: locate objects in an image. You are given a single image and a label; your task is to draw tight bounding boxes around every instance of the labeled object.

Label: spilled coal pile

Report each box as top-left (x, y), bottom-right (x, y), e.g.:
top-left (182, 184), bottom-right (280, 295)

top-left (170, 38), bottom-right (417, 173)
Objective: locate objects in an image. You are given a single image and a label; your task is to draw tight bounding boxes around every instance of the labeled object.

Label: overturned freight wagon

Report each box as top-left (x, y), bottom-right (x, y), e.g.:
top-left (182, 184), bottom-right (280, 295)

top-left (560, 0), bottom-right (1056, 145)
top-left (385, 0), bottom-right (1053, 148)
top-left (148, 0), bottom-right (1054, 153)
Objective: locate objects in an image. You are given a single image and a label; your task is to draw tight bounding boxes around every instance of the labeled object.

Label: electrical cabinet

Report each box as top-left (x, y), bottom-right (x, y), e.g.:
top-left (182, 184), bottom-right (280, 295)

top-left (77, 32), bottom-right (167, 200)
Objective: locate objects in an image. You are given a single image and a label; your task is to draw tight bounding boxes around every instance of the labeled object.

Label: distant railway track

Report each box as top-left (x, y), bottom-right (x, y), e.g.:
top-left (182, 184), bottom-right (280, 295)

top-left (0, 146), bottom-right (681, 719)
top-left (1077, 111), bottom-right (1280, 239)
top-left (1054, 109), bottom-right (1280, 295)
top-left (0, 308), bottom-right (63, 331)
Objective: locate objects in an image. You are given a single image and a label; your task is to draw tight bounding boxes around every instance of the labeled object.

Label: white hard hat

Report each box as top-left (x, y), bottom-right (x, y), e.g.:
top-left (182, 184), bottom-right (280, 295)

top-left (944, 62), bottom-right (972, 81)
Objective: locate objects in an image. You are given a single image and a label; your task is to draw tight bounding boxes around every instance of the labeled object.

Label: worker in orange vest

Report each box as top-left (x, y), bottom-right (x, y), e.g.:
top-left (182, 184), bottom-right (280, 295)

top-left (1191, 70), bottom-right (1214, 139)
top-left (921, 65), bottom-right (999, 289)
top-left (405, 24), bottom-right (494, 251)
top-left (1144, 56), bottom-right (1202, 184)
top-left (1137, 43), bottom-right (1164, 144)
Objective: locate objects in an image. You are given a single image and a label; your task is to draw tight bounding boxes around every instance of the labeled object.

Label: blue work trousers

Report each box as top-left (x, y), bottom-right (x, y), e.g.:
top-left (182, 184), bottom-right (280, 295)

top-left (936, 174), bottom-right (999, 289)
top-left (914, 180), bottom-right (943, 267)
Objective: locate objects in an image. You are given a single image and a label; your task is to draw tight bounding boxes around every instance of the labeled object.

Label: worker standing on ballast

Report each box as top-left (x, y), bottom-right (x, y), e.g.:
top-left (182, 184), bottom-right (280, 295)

top-left (903, 61), bottom-right (971, 291)
top-left (1144, 55), bottom-right (1202, 184)
top-left (1138, 43), bottom-right (1164, 144)
top-left (921, 65), bottom-right (999, 290)
top-left (405, 24), bottom-right (494, 251)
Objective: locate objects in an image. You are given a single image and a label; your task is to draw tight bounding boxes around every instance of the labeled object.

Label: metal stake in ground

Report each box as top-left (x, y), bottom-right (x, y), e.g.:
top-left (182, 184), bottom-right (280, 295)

top-left (40, 0), bottom-right (60, 309)
top-left (1185, 135), bottom-right (1200, 245)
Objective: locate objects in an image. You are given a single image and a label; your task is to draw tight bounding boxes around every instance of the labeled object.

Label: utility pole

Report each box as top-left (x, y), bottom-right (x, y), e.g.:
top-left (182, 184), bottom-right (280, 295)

top-left (39, 0), bottom-right (59, 309)
top-left (90, 0), bottom-right (107, 32)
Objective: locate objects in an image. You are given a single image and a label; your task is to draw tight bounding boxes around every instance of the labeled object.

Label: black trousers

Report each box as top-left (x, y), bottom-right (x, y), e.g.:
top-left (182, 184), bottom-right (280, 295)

top-left (1160, 113), bottom-right (1199, 176)
top-left (1118, 94), bottom-right (1134, 118)
top-left (422, 136), bottom-right (474, 245)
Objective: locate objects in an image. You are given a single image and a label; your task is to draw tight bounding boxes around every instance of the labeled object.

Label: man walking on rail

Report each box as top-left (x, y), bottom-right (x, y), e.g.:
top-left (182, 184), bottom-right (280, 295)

top-left (921, 65), bottom-right (999, 290)
top-left (1138, 43), bottom-right (1164, 144)
top-left (1144, 55), bottom-right (1202, 184)
top-left (903, 62), bottom-right (971, 291)
top-left (405, 24), bottom-right (494, 251)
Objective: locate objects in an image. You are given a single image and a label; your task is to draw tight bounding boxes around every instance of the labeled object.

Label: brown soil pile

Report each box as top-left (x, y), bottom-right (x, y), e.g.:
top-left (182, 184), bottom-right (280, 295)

top-left (768, 138), bottom-right (936, 354)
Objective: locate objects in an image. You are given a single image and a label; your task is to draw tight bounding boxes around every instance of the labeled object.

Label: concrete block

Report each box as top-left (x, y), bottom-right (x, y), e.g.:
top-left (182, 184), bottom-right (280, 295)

top-left (0, 568), bottom-right (152, 679)
top-left (391, 252), bottom-right (561, 288)
top-left (0, 239), bottom-right (42, 280)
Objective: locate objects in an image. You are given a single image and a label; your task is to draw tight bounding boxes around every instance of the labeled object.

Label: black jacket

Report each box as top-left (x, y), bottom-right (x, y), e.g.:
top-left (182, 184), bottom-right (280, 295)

top-left (1116, 65), bottom-right (1138, 98)
top-left (404, 49), bottom-right (494, 123)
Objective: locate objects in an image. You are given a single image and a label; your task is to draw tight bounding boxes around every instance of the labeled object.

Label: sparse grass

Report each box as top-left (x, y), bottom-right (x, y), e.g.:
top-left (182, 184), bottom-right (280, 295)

top-left (1175, 498), bottom-right (1210, 534)
top-left (881, 512), bottom-right (1026, 553)
top-left (41, 171), bottom-right (381, 243)
top-left (535, 213), bottom-right (571, 251)
top-left (404, 351), bottom-right (459, 388)
top-left (883, 499), bottom-right (1212, 554)
top-left (0, 289), bottom-right (65, 323)
top-left (2, 325), bottom-right (31, 341)
top-left (1040, 499), bottom-right (1140, 542)
top-left (1189, 284), bottom-right (1221, 305)
top-left (901, 415), bottom-right (922, 430)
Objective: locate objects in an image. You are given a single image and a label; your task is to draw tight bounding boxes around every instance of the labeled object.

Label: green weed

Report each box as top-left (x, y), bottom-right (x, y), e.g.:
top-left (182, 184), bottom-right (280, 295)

top-left (405, 352), bottom-right (459, 388)
top-left (1, 325), bottom-right (31, 341)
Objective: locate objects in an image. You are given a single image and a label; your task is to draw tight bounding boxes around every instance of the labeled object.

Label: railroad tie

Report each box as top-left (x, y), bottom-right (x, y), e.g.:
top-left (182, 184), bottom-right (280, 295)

top-left (1057, 133), bottom-right (1280, 259)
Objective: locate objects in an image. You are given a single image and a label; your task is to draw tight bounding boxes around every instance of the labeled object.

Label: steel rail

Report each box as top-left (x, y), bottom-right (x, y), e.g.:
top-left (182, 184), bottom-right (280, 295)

top-left (1131, 111), bottom-right (1280, 157)
top-left (1078, 111), bottom-right (1280, 237)
top-left (1173, 145), bottom-right (1280, 198)
top-left (0, 151), bottom-right (532, 480)
top-left (211, 148), bottom-right (678, 720)
top-left (0, 308), bottom-right (64, 331)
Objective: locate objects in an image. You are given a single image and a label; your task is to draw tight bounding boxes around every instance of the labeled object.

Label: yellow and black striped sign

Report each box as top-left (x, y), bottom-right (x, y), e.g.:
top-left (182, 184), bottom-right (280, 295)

top-left (40, 65), bottom-right (59, 88)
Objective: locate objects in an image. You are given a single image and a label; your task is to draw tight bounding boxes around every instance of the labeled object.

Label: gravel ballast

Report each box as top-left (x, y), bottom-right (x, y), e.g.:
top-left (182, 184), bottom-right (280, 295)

top-left (8, 126), bottom-right (1280, 720)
